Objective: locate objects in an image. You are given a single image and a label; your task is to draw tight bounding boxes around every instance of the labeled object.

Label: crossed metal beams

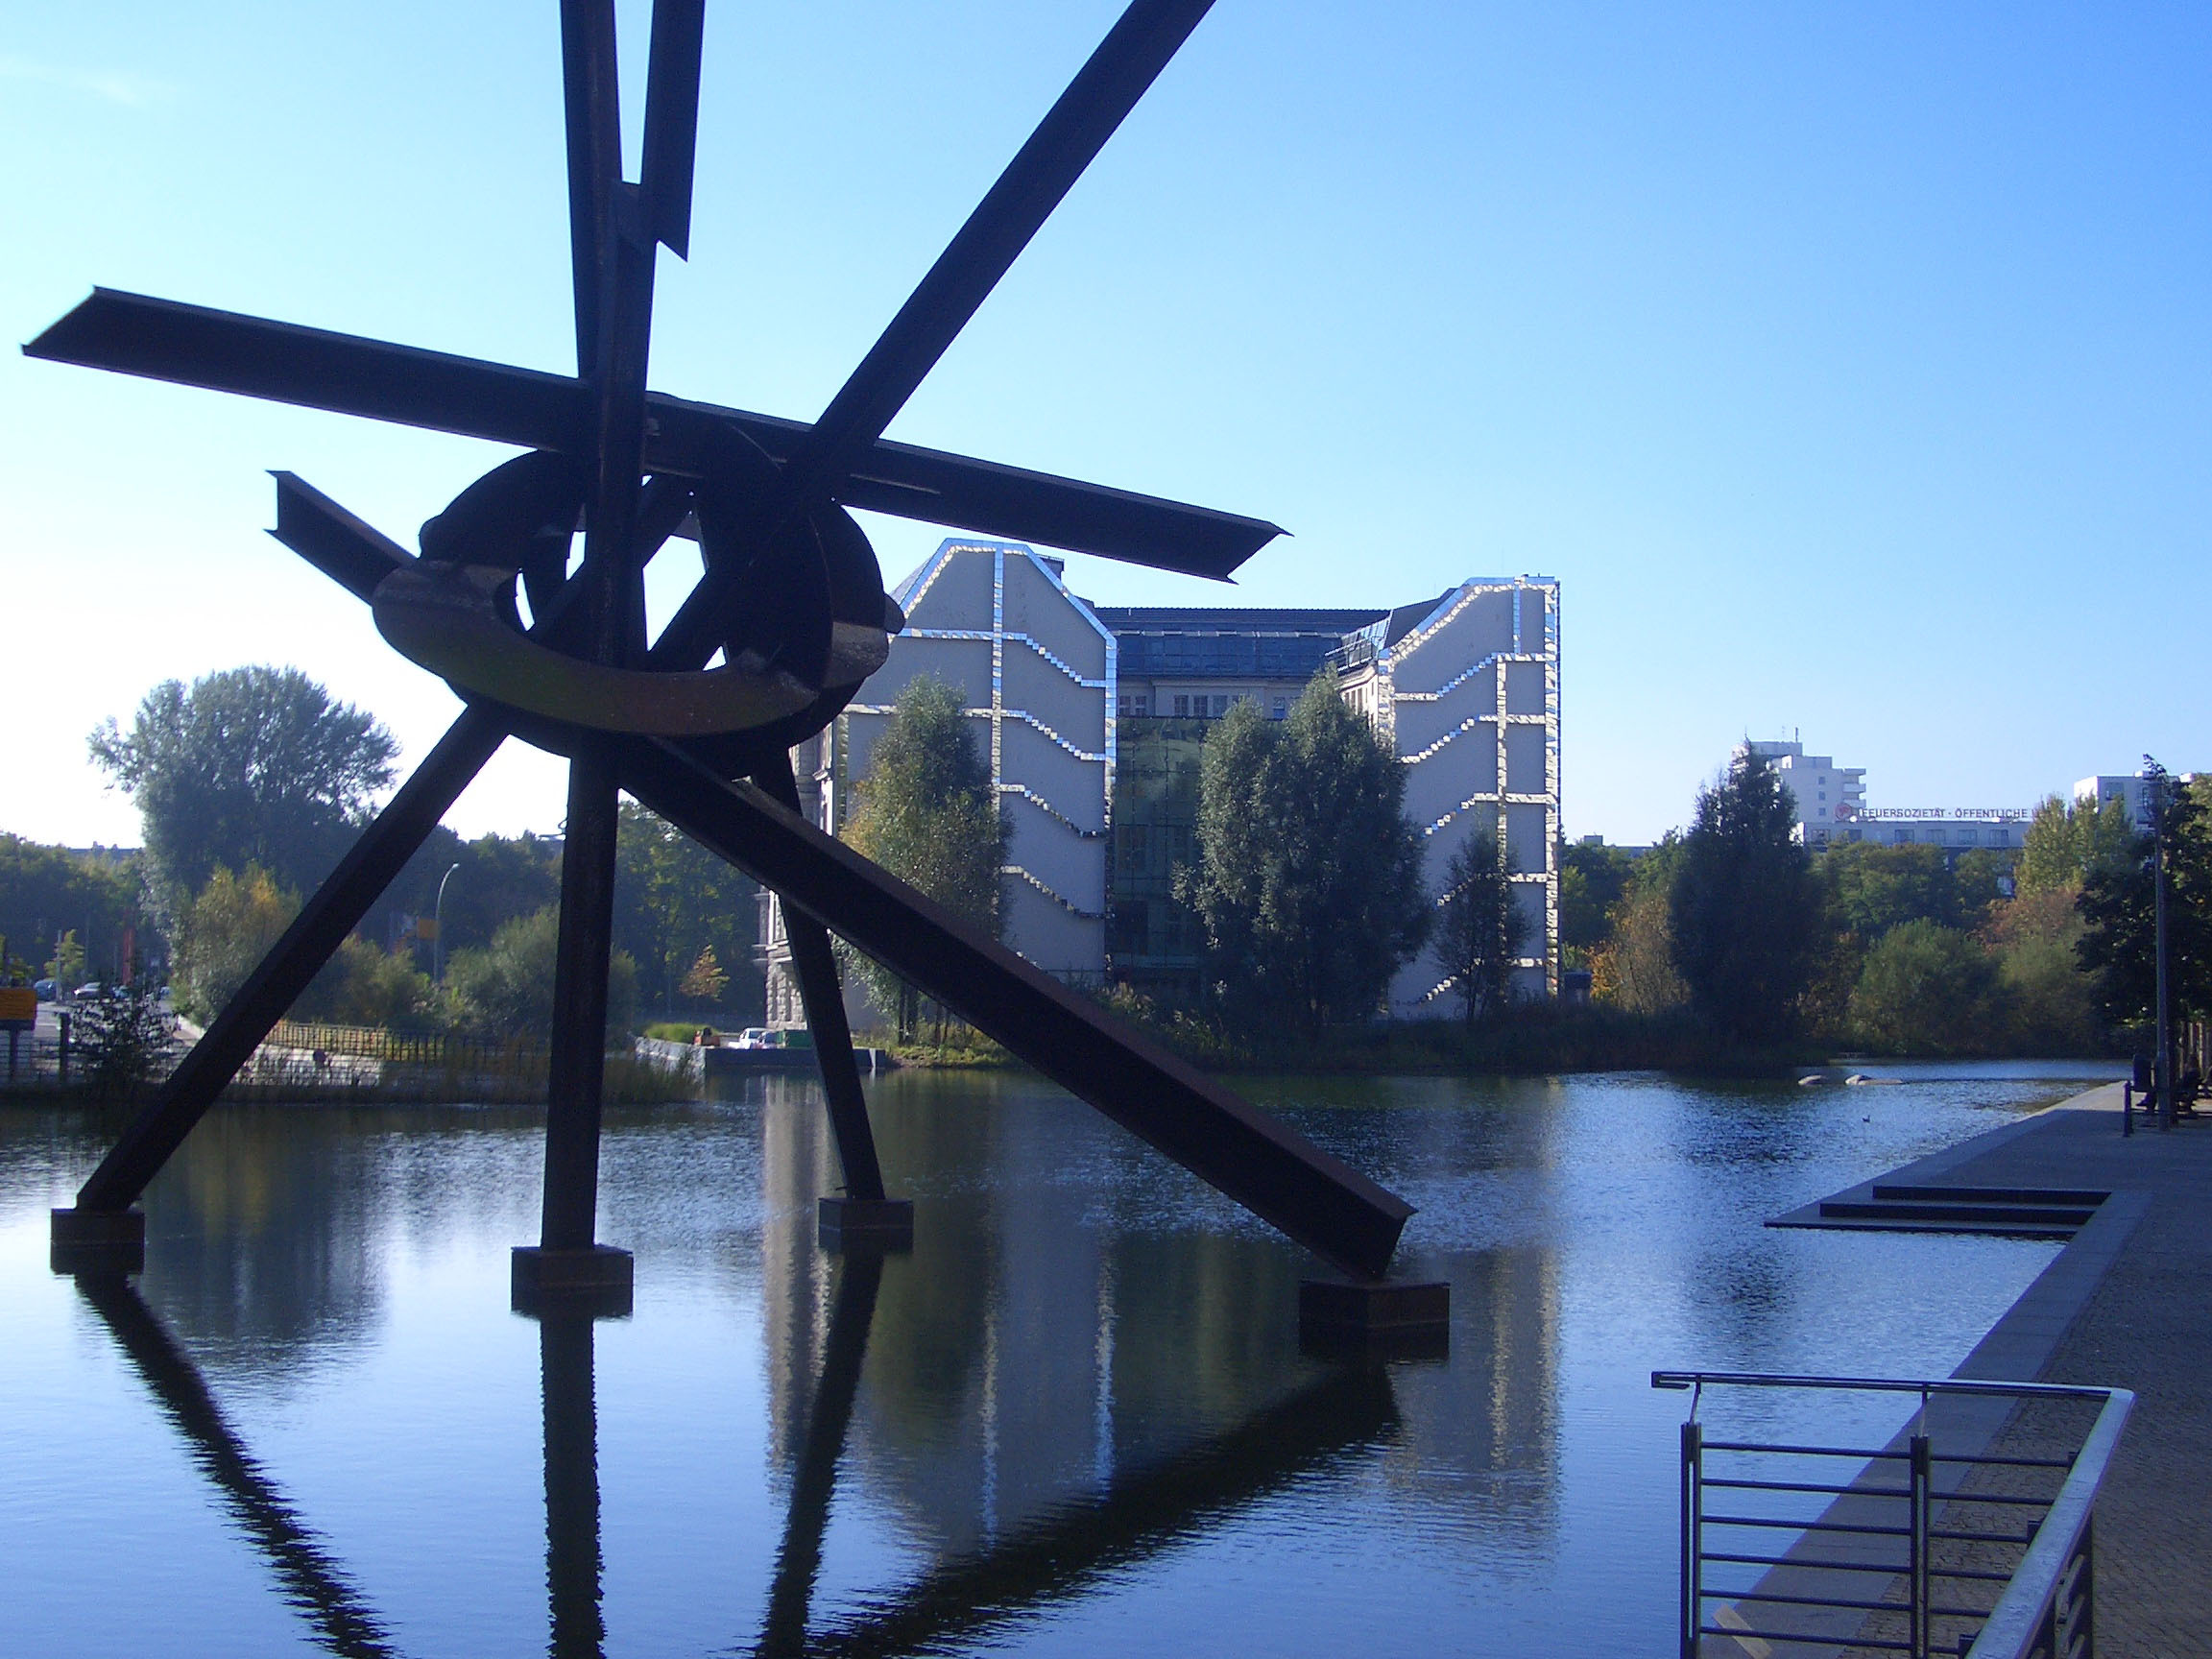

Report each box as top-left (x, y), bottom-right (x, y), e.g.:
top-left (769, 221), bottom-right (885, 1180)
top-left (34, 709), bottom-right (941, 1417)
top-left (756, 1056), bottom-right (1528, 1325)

top-left (34, 0), bottom-right (1412, 1282)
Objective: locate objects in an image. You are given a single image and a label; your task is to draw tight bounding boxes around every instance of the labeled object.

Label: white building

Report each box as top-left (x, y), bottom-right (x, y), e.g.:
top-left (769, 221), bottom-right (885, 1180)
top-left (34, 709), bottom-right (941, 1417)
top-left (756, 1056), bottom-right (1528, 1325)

top-left (1740, 739), bottom-right (1864, 847)
top-left (758, 541), bottom-right (1562, 1024)
top-left (2076, 775), bottom-right (2156, 831)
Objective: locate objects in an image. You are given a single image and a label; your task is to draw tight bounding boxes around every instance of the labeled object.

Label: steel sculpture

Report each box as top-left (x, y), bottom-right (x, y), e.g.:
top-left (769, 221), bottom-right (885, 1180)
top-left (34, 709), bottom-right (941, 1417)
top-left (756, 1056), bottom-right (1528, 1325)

top-left (35, 0), bottom-right (1414, 1286)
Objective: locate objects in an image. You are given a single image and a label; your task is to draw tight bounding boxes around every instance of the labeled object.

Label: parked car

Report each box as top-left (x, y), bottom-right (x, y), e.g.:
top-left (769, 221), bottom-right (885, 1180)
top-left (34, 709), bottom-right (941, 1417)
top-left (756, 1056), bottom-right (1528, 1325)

top-left (73, 982), bottom-right (107, 1000)
top-left (33, 979), bottom-right (57, 1001)
top-left (733, 1027), bottom-right (778, 1049)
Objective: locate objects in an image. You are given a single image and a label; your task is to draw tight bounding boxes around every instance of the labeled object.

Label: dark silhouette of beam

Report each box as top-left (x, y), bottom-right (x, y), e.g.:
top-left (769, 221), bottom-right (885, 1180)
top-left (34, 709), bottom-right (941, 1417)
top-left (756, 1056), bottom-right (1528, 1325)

top-left (74, 1275), bottom-right (402, 1659)
top-left (753, 752), bottom-right (886, 1204)
top-left (765, 1363), bottom-right (1398, 1659)
top-left (540, 1311), bottom-right (609, 1659)
top-left (25, 293), bottom-right (1279, 580)
top-left (757, 1252), bottom-right (886, 1655)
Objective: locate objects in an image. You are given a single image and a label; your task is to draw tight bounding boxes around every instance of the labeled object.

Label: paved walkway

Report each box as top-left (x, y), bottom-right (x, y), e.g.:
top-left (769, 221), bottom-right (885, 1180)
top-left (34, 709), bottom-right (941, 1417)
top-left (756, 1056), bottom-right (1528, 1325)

top-left (1828, 1084), bottom-right (2212, 1658)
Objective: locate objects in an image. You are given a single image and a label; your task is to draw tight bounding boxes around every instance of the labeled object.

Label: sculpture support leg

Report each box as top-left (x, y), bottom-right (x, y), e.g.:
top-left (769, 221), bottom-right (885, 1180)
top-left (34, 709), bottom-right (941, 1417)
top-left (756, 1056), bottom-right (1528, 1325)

top-left (69, 707), bottom-right (506, 1216)
top-left (756, 753), bottom-right (887, 1205)
top-left (541, 741), bottom-right (621, 1252)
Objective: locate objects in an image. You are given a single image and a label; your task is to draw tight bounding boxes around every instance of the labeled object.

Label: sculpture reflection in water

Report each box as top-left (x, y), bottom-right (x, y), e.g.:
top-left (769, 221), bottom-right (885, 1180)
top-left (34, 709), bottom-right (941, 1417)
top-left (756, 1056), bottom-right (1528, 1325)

top-left (69, 1250), bottom-right (1403, 1659)
top-left (69, 1272), bottom-right (400, 1659)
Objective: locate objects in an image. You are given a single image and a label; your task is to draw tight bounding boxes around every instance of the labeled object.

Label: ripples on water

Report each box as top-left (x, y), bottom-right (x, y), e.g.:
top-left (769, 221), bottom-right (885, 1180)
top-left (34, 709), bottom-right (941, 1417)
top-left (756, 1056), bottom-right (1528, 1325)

top-left (0, 1061), bottom-right (2112, 1657)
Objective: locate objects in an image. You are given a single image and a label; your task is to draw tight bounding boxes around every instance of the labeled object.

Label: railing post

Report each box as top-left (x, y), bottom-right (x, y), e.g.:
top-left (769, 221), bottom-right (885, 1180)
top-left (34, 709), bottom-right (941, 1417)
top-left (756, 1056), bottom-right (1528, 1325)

top-left (1681, 1418), bottom-right (1702, 1659)
top-left (1910, 1432), bottom-right (1932, 1659)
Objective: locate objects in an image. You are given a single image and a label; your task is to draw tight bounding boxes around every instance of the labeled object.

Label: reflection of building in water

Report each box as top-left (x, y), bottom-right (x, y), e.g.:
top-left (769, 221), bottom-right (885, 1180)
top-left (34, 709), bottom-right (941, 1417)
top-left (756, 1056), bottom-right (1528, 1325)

top-left (754, 1075), bottom-right (1562, 1559)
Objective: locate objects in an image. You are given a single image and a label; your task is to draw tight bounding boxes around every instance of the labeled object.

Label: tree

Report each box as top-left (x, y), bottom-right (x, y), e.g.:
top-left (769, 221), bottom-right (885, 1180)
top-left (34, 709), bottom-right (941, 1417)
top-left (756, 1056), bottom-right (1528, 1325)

top-left (315, 938), bottom-right (436, 1029)
top-left (173, 864), bottom-right (299, 1023)
top-left (1558, 839), bottom-right (1636, 965)
top-left (613, 804), bottom-right (761, 1022)
top-left (1176, 674), bottom-right (1429, 1030)
top-left (678, 945), bottom-right (730, 1003)
top-left (1434, 830), bottom-right (1529, 1023)
top-left (1984, 885), bottom-right (2100, 1054)
top-left (0, 834), bottom-right (144, 989)
top-left (2017, 794), bottom-right (2141, 897)
top-left (1818, 842), bottom-right (1960, 938)
top-left (1670, 751), bottom-right (1822, 1043)
top-left (89, 666), bottom-right (398, 909)
top-left (2076, 775), bottom-right (2212, 1027)
top-left (840, 676), bottom-right (1007, 1041)
top-left (1589, 844), bottom-right (1689, 1016)
top-left (1848, 920), bottom-right (2005, 1055)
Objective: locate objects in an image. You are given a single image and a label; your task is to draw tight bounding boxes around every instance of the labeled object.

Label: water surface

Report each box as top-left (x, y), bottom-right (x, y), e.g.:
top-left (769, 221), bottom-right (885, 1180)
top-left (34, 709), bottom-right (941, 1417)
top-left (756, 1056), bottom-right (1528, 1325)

top-left (0, 1062), bottom-right (2110, 1656)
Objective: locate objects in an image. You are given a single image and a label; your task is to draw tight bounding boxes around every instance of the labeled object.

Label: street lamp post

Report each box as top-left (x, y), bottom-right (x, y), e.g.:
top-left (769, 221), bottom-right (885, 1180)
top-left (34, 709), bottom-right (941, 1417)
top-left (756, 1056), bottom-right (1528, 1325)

top-left (434, 862), bottom-right (462, 984)
top-left (2140, 760), bottom-right (2176, 1131)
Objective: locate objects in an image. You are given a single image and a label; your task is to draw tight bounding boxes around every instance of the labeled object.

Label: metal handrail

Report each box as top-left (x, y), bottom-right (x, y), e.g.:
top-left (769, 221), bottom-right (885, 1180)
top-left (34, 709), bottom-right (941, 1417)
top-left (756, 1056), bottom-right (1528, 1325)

top-left (1654, 1370), bottom-right (2131, 1659)
top-left (1964, 1386), bottom-right (2132, 1659)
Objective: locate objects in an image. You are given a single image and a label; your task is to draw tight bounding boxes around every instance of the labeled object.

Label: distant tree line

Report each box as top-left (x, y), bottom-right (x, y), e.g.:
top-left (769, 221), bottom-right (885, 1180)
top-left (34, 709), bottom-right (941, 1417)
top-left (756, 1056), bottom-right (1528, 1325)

top-left (1568, 749), bottom-right (2193, 1057)
top-left (12, 664), bottom-right (770, 1041)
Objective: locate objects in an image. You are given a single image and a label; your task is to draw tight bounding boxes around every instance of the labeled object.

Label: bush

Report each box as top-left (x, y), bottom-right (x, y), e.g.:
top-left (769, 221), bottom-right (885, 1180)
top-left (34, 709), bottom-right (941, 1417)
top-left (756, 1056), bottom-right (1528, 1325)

top-left (443, 905), bottom-right (638, 1038)
top-left (1847, 921), bottom-right (2003, 1055)
top-left (74, 981), bottom-right (178, 1100)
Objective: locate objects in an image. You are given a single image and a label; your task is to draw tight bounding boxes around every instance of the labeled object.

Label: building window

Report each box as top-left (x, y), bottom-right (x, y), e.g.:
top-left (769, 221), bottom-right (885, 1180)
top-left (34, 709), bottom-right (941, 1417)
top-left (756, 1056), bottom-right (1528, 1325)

top-left (1172, 694), bottom-right (1190, 717)
top-left (1117, 693), bottom-right (1149, 718)
top-left (1271, 695), bottom-right (1287, 719)
top-left (1212, 694), bottom-right (1231, 717)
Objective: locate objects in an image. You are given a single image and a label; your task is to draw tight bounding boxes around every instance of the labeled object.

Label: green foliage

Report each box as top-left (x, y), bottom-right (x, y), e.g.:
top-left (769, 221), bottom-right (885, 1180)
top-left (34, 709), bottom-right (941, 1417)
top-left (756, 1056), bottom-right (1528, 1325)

top-left (1847, 921), bottom-right (2004, 1055)
top-left (0, 834), bottom-right (144, 989)
top-left (840, 676), bottom-right (1007, 1041)
top-left (1557, 839), bottom-right (1636, 963)
top-left (88, 666), bottom-right (397, 909)
top-left (316, 937), bottom-right (436, 1029)
top-left (174, 864), bottom-right (299, 1023)
top-left (1818, 842), bottom-right (1960, 937)
top-left (443, 904), bottom-right (639, 1039)
top-left (2076, 774), bottom-right (2212, 1025)
top-left (1177, 674), bottom-right (1429, 1030)
top-left (613, 804), bottom-right (761, 1022)
top-left (2017, 794), bottom-right (2142, 897)
top-left (1670, 752), bottom-right (1821, 1042)
top-left (1590, 878), bottom-right (1688, 1015)
top-left (46, 929), bottom-right (85, 994)
top-left (1984, 885), bottom-right (2101, 1054)
top-left (417, 830), bottom-right (564, 957)
top-left (677, 945), bottom-right (730, 1003)
top-left (1434, 830), bottom-right (1529, 1023)
top-left (74, 979), bottom-right (177, 1099)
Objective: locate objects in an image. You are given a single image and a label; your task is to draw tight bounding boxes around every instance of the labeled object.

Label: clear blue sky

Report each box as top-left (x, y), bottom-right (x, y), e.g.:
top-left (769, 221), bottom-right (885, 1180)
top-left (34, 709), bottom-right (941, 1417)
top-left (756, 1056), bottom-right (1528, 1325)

top-left (5, 1), bottom-right (2206, 849)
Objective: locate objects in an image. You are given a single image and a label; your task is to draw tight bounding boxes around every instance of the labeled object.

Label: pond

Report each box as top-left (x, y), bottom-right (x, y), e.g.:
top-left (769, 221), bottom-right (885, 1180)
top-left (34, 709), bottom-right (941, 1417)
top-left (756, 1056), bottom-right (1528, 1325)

top-left (0, 1061), bottom-right (2116, 1657)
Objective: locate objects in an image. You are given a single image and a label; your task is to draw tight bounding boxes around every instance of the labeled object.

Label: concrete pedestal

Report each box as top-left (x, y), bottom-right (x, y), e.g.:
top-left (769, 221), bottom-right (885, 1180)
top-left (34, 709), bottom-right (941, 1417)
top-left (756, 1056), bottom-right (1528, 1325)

top-left (1298, 1276), bottom-right (1450, 1358)
top-left (51, 1207), bottom-right (146, 1276)
top-left (512, 1245), bottom-right (635, 1316)
top-left (818, 1196), bottom-right (914, 1253)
